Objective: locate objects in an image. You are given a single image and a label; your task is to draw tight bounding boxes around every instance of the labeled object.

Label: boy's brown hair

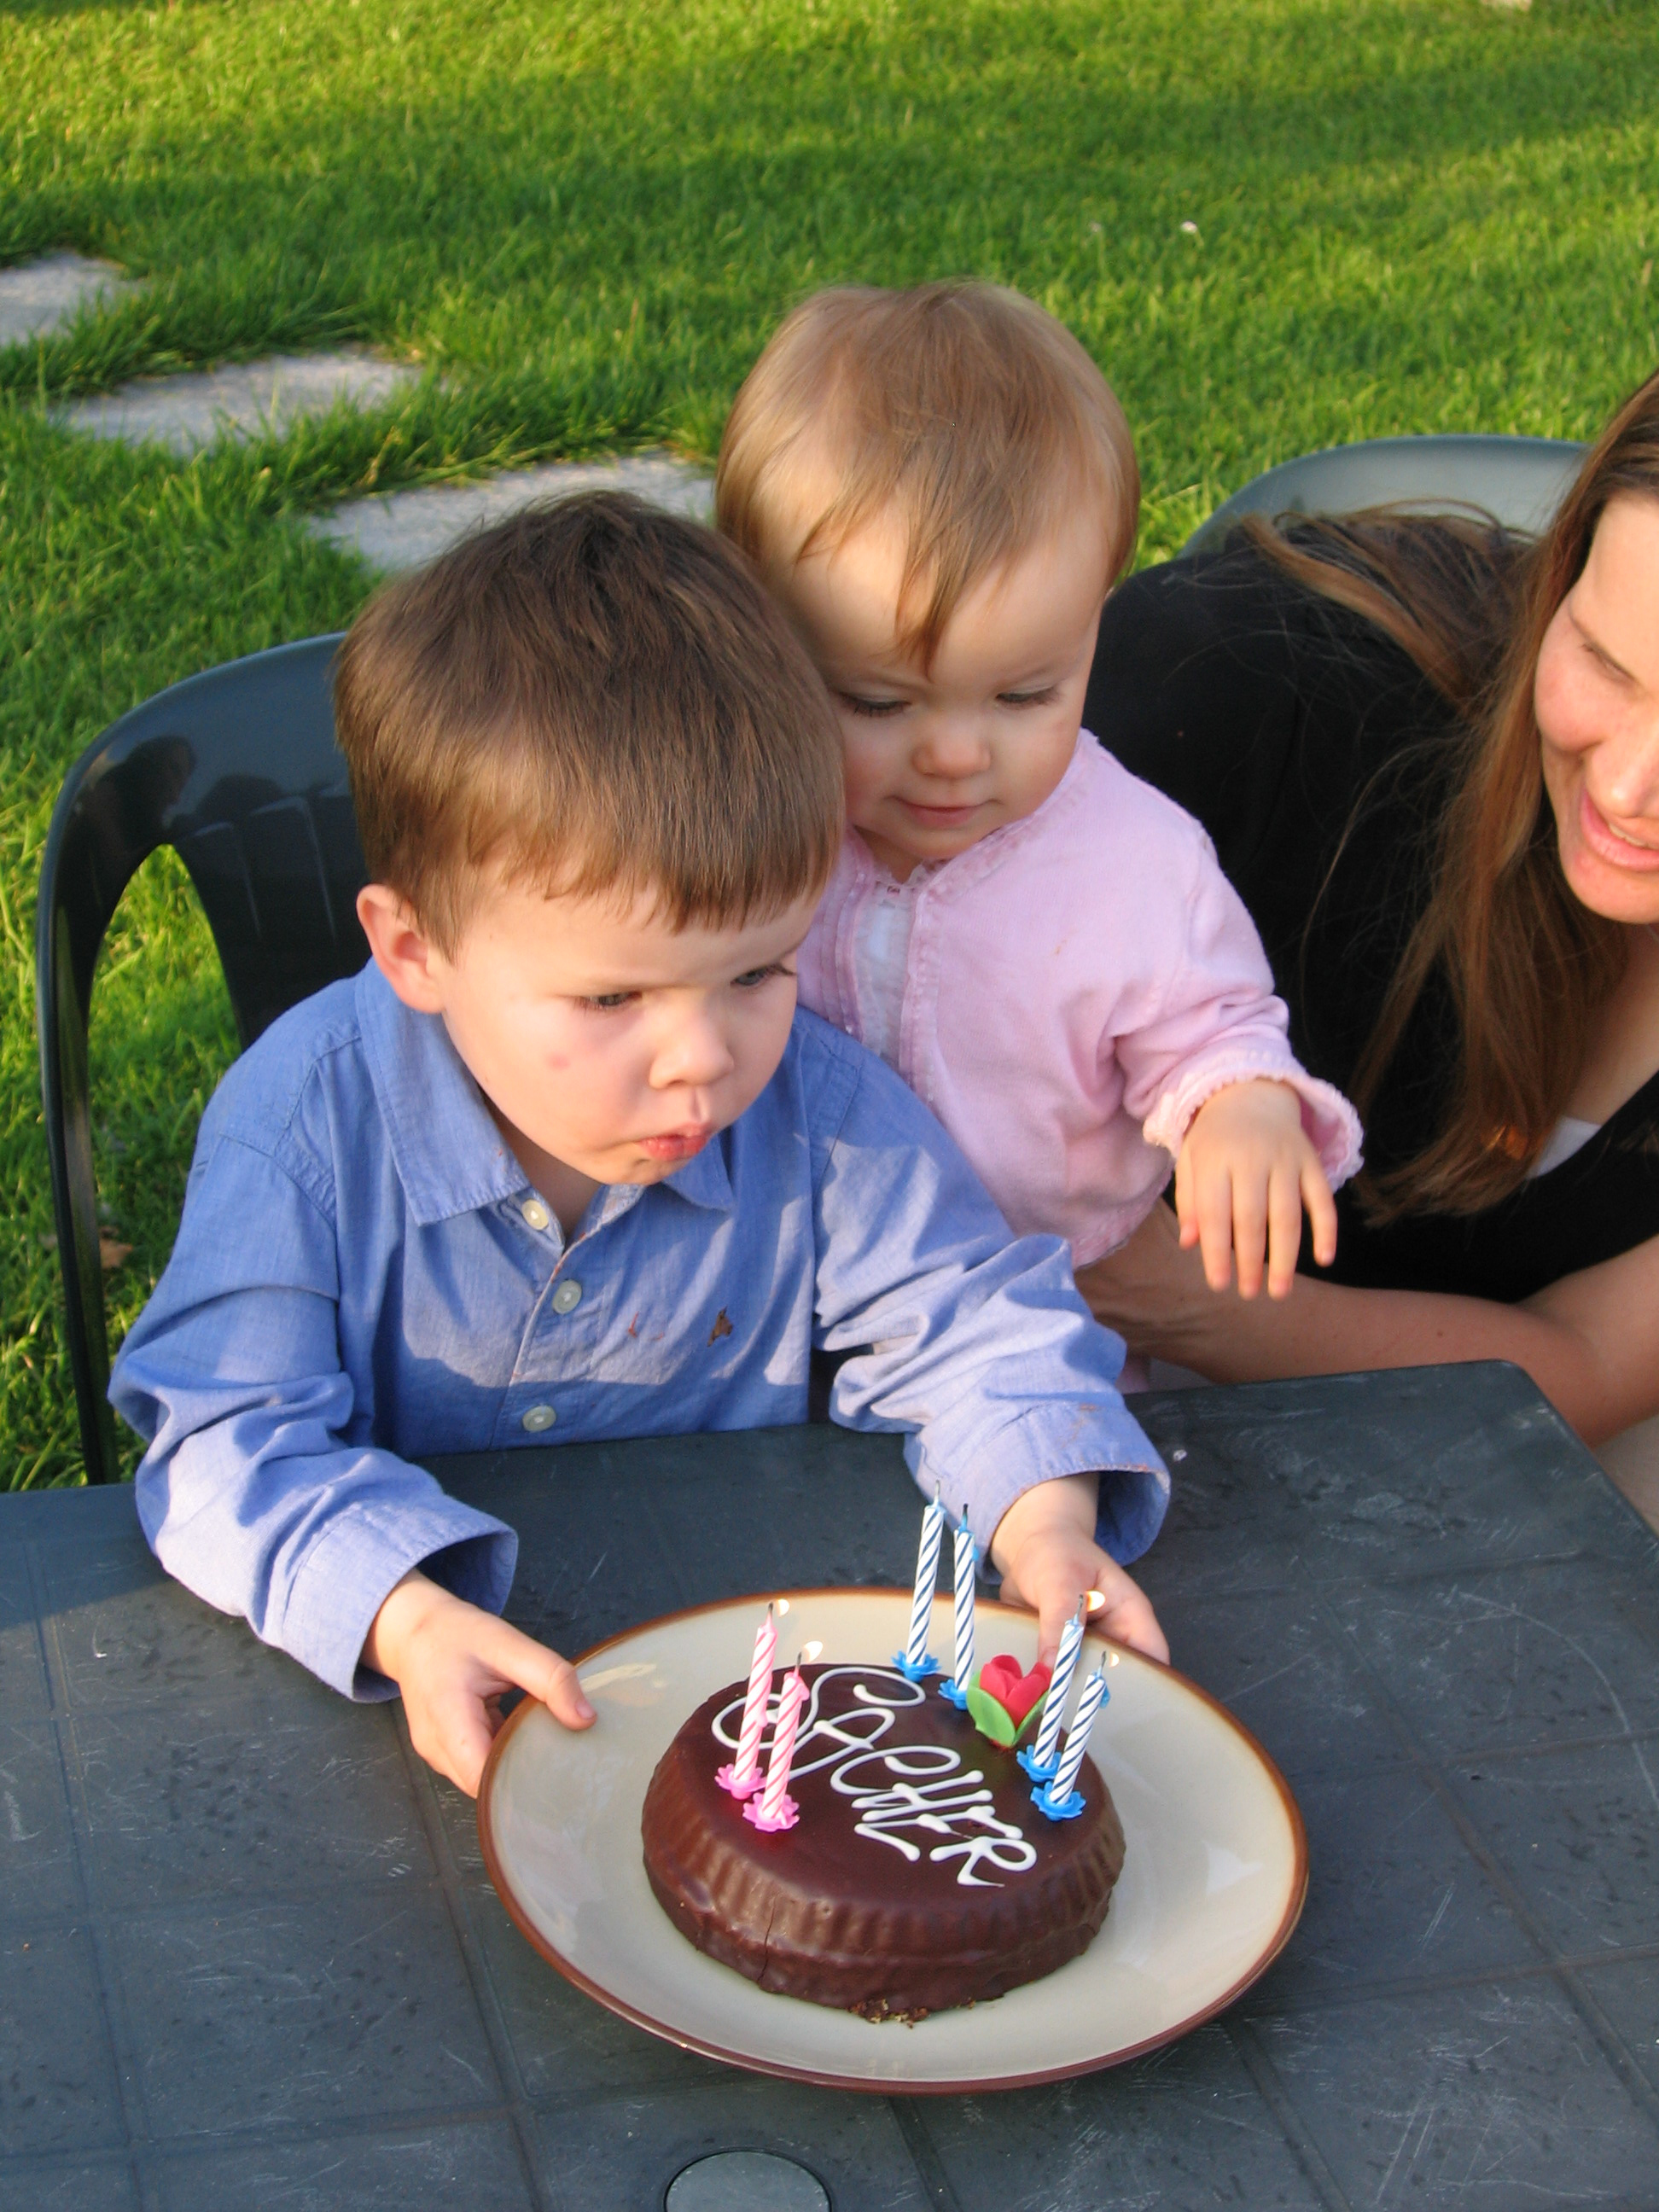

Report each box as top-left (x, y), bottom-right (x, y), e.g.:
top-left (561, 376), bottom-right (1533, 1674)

top-left (716, 282), bottom-right (1139, 661)
top-left (333, 492), bottom-right (845, 952)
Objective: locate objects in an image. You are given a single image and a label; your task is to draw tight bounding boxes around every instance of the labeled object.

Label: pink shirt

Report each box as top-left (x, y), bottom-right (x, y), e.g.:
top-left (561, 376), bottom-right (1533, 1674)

top-left (799, 734), bottom-right (1363, 1267)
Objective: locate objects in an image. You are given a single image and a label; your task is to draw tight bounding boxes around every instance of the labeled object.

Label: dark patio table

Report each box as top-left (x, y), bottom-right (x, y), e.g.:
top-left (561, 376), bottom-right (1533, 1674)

top-left (3, 1361), bottom-right (1657, 2211)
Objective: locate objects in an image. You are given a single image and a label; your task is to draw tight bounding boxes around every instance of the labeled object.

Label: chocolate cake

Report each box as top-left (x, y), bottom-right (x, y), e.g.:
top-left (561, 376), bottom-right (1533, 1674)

top-left (641, 1662), bottom-right (1125, 2019)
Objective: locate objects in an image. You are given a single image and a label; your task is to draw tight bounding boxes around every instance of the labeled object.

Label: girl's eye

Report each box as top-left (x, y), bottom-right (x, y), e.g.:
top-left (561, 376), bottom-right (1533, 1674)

top-left (998, 684), bottom-right (1061, 708)
top-left (733, 963), bottom-right (791, 990)
top-left (838, 692), bottom-right (909, 719)
top-left (578, 992), bottom-right (638, 1011)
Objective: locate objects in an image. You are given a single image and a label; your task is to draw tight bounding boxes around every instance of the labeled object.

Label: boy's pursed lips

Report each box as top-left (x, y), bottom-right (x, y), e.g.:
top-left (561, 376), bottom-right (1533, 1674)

top-left (638, 1125), bottom-right (716, 1161)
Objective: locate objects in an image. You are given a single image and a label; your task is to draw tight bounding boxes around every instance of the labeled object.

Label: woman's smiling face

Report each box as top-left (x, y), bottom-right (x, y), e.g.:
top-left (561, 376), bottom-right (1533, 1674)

top-left (1536, 493), bottom-right (1659, 926)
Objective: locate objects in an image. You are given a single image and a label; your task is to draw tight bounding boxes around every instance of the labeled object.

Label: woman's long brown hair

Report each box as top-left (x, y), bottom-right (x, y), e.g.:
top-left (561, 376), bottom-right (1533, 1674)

top-left (1247, 365), bottom-right (1659, 1221)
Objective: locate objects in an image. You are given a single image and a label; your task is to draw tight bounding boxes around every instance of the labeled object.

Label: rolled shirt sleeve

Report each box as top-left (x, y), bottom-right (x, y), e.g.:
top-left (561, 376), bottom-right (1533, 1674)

top-left (111, 1133), bottom-right (515, 1699)
top-left (806, 1031), bottom-right (1170, 1563)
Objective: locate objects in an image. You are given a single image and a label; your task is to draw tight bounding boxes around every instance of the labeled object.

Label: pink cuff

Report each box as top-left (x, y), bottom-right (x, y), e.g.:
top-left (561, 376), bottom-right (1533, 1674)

top-left (1141, 1056), bottom-right (1364, 1190)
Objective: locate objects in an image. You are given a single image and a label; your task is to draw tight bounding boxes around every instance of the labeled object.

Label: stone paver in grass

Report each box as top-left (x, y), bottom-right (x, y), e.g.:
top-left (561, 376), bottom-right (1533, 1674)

top-left (0, 251), bottom-right (134, 347)
top-left (308, 453), bottom-right (713, 571)
top-left (55, 351), bottom-right (419, 456)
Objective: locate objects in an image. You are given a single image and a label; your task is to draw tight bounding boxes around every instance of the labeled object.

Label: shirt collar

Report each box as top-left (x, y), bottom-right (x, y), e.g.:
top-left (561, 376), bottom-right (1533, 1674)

top-left (356, 964), bottom-right (527, 1225)
top-left (662, 1131), bottom-right (736, 1213)
top-left (353, 961), bottom-right (737, 1227)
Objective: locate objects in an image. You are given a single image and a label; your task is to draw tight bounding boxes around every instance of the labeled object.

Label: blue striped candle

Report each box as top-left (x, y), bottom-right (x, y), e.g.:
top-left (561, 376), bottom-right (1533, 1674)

top-left (900, 1488), bottom-right (945, 1676)
top-left (1042, 1664), bottom-right (1109, 1812)
top-left (948, 1514), bottom-right (976, 1701)
top-left (1024, 1604), bottom-right (1085, 1775)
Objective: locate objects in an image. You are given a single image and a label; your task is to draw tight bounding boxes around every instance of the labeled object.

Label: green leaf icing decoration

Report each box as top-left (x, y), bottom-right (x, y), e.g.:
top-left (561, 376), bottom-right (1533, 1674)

top-left (1012, 1693), bottom-right (1047, 1746)
top-left (964, 1681), bottom-right (1017, 1745)
top-left (963, 1673), bottom-right (1049, 1748)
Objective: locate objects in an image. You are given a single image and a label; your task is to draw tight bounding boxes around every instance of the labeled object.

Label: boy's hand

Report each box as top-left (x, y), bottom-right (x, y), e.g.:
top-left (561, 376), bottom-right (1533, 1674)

top-left (1175, 1078), bottom-right (1338, 1301)
top-left (363, 1569), bottom-right (596, 1796)
top-left (989, 1474), bottom-right (1168, 1667)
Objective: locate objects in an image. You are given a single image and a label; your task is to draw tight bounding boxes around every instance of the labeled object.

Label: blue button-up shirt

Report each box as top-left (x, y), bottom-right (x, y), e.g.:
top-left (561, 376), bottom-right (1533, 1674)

top-left (111, 964), bottom-right (1167, 1697)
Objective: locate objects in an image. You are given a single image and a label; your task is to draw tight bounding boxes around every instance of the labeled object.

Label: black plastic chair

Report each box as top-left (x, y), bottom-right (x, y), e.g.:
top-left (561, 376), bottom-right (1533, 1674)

top-left (1181, 431), bottom-right (1586, 556)
top-left (36, 635), bottom-right (368, 1486)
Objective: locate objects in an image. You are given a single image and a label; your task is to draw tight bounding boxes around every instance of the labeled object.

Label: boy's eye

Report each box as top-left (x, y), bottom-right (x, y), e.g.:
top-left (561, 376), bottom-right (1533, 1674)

top-left (998, 684), bottom-right (1061, 708)
top-left (733, 963), bottom-right (791, 990)
top-left (838, 691), bottom-right (909, 719)
top-left (577, 991), bottom-right (639, 1011)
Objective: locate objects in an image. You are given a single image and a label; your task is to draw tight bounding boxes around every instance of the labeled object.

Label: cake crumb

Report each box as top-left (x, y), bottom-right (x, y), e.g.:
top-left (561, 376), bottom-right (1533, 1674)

top-left (852, 1996), bottom-right (932, 2025)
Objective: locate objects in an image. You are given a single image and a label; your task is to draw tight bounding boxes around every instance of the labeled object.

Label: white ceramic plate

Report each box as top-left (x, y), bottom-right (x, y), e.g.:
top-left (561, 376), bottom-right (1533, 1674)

top-left (478, 1590), bottom-right (1307, 2092)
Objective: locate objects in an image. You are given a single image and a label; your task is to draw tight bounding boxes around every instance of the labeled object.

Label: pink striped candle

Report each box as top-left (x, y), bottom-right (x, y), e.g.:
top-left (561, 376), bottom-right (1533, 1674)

top-left (743, 1642), bottom-right (820, 1834)
top-left (717, 1600), bottom-right (786, 1799)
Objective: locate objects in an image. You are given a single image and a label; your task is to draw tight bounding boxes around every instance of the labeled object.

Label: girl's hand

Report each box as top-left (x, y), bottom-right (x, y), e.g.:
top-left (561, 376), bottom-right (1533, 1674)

top-left (1175, 1078), bottom-right (1338, 1299)
top-left (362, 1569), bottom-right (596, 1796)
top-left (989, 1473), bottom-right (1168, 1666)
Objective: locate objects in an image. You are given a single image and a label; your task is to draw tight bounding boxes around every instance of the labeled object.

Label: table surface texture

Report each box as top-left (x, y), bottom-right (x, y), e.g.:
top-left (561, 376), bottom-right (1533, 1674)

top-left (2, 1363), bottom-right (1657, 2212)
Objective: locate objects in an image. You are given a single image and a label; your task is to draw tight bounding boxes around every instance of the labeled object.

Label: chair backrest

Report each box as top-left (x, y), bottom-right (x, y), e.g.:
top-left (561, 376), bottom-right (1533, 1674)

top-left (36, 634), bottom-right (367, 1485)
top-left (1181, 432), bottom-right (1586, 556)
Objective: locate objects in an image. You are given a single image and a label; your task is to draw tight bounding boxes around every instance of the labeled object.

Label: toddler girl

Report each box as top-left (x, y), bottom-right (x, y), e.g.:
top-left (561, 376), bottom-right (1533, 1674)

top-left (716, 282), bottom-right (1362, 1343)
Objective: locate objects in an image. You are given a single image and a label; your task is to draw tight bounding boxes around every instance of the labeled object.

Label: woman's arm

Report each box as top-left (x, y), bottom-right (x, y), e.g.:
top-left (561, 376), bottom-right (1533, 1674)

top-left (1077, 1202), bottom-right (1659, 1446)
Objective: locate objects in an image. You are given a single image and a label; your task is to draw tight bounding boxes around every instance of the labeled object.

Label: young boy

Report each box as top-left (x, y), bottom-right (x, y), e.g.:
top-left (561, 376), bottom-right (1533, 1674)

top-left (110, 494), bottom-right (1170, 1798)
top-left (716, 283), bottom-right (1362, 1353)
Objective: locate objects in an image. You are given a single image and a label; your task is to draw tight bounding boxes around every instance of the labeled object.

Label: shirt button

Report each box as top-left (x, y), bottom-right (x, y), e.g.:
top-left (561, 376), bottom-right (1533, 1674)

top-left (520, 1198), bottom-right (551, 1231)
top-left (521, 1403), bottom-right (556, 1433)
top-left (551, 1279), bottom-right (583, 1315)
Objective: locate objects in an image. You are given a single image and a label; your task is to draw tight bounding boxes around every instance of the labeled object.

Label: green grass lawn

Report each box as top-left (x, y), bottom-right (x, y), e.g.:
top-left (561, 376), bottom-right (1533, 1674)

top-left (3, 0), bottom-right (1656, 1487)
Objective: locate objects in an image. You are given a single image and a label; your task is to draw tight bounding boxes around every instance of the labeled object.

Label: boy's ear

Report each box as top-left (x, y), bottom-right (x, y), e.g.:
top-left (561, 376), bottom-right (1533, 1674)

top-left (356, 883), bottom-right (450, 1013)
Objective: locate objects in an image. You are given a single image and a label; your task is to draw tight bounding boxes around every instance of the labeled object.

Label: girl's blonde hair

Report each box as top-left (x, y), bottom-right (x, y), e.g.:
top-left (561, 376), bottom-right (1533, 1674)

top-left (717, 282), bottom-right (1138, 661)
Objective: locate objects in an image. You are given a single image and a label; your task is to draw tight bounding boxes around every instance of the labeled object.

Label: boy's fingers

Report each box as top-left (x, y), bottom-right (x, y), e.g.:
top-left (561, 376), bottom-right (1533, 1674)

top-left (1104, 1588), bottom-right (1170, 1665)
top-left (993, 1572), bottom-right (1063, 1668)
top-left (477, 1615), bottom-right (597, 1728)
top-left (533, 1650), bottom-right (597, 1731)
top-left (992, 1563), bottom-right (1078, 1667)
top-left (410, 1695), bottom-right (498, 1799)
top-left (1303, 1158), bottom-right (1340, 1269)
top-left (449, 1711), bottom-right (497, 1798)
top-left (1035, 1586), bottom-right (1077, 1669)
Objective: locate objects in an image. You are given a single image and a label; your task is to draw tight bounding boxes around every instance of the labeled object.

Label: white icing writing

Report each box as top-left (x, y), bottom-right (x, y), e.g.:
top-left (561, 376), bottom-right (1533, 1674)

top-left (830, 1746), bottom-right (1038, 1887)
top-left (711, 1665), bottom-right (1038, 1889)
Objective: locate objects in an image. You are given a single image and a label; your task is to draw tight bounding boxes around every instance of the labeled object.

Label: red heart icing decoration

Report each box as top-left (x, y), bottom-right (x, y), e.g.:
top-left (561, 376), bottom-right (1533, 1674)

top-left (977, 1654), bottom-right (1052, 1725)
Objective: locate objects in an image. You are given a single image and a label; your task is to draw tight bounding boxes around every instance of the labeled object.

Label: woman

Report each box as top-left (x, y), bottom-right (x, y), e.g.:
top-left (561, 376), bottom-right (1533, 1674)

top-left (1079, 368), bottom-right (1659, 1523)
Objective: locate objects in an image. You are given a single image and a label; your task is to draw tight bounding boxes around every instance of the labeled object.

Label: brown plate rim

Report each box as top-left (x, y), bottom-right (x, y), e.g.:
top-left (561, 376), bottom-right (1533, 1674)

top-left (476, 1587), bottom-right (1309, 2095)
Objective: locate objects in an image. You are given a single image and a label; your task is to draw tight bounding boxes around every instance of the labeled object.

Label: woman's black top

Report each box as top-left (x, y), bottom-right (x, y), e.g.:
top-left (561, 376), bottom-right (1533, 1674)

top-left (1084, 541), bottom-right (1659, 1302)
